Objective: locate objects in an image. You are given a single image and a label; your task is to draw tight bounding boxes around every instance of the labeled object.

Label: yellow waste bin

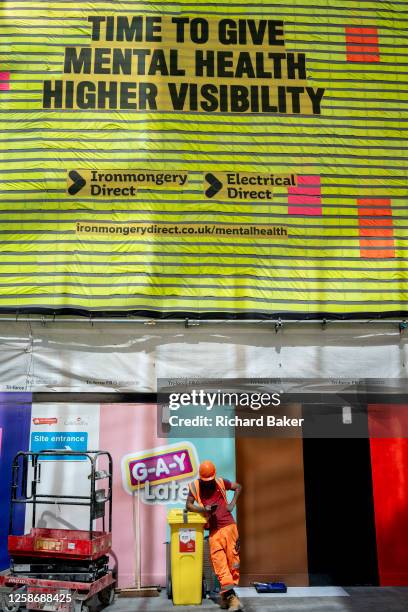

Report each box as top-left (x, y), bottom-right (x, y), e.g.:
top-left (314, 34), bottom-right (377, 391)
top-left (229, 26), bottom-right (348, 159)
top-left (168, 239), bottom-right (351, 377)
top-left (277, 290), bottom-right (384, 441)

top-left (167, 509), bottom-right (207, 605)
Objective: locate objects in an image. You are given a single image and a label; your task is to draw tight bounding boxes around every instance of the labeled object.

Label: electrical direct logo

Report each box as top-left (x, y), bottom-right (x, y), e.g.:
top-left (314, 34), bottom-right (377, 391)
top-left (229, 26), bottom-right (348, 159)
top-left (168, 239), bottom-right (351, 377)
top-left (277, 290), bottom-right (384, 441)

top-left (204, 171), bottom-right (296, 200)
top-left (121, 441), bottom-right (198, 504)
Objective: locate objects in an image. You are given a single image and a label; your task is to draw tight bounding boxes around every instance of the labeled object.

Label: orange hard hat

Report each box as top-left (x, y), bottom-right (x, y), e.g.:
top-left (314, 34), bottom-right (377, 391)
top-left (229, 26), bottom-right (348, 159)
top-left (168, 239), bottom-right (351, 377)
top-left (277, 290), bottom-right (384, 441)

top-left (199, 460), bottom-right (216, 481)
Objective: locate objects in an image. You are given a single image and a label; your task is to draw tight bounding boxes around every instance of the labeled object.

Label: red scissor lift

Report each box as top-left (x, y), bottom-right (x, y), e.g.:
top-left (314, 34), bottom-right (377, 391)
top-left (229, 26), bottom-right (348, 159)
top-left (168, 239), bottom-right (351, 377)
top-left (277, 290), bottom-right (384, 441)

top-left (0, 451), bottom-right (115, 612)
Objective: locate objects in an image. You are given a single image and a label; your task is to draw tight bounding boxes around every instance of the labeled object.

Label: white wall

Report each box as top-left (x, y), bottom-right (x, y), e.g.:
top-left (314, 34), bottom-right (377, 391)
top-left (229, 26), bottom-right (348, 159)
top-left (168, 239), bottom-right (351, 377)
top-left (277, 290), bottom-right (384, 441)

top-left (0, 320), bottom-right (406, 391)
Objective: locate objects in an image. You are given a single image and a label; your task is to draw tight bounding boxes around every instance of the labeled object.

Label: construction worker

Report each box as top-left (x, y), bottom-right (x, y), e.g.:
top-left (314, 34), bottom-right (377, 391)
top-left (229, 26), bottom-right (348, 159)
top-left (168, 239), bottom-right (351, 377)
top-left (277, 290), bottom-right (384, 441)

top-left (186, 460), bottom-right (243, 611)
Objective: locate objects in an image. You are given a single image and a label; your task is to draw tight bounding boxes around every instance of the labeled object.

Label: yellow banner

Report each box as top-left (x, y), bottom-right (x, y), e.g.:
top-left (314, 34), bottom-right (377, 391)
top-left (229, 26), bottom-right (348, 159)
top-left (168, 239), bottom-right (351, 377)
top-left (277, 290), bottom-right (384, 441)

top-left (1, 2), bottom-right (407, 316)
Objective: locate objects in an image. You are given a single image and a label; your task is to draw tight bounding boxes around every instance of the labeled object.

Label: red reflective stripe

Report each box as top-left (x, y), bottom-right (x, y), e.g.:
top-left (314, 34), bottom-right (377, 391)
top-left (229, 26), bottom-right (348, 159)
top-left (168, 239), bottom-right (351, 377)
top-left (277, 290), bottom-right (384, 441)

top-left (359, 229), bottom-right (393, 238)
top-left (347, 53), bottom-right (380, 62)
top-left (346, 35), bottom-right (379, 45)
top-left (361, 249), bottom-right (395, 258)
top-left (359, 218), bottom-right (393, 227)
top-left (345, 27), bottom-right (378, 35)
top-left (357, 199), bottom-right (391, 206)
top-left (346, 44), bottom-right (379, 53)
top-left (360, 239), bottom-right (394, 248)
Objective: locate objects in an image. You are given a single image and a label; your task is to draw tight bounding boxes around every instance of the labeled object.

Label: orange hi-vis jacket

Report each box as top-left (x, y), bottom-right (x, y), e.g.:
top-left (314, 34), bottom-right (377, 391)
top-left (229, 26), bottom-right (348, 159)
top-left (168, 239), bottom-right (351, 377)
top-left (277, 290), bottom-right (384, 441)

top-left (188, 478), bottom-right (227, 529)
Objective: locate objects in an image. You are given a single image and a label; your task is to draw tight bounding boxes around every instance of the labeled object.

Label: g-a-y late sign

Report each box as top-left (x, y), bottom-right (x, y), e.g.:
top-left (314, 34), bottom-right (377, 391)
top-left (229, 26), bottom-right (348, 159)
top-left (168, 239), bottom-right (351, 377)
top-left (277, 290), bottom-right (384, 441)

top-left (121, 442), bottom-right (198, 504)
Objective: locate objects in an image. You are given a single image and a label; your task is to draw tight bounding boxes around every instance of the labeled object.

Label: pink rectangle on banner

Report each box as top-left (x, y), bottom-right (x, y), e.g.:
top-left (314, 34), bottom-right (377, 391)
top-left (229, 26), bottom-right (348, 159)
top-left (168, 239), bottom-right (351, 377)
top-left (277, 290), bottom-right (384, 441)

top-left (288, 206), bottom-right (322, 216)
top-left (296, 175), bottom-right (321, 185)
top-left (287, 175), bottom-right (322, 215)
top-left (0, 72), bottom-right (10, 90)
top-left (288, 195), bottom-right (321, 205)
top-left (288, 187), bottom-right (321, 196)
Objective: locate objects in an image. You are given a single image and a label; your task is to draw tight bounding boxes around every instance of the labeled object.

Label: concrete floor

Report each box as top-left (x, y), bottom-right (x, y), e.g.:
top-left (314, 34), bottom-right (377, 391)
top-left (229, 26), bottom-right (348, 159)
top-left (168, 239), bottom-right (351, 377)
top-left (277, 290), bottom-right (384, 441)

top-left (109, 587), bottom-right (408, 612)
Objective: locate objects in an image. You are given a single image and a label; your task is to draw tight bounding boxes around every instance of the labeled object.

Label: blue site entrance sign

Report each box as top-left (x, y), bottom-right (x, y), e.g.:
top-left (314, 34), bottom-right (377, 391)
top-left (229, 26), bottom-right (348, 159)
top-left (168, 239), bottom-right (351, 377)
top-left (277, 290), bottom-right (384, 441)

top-left (30, 432), bottom-right (88, 460)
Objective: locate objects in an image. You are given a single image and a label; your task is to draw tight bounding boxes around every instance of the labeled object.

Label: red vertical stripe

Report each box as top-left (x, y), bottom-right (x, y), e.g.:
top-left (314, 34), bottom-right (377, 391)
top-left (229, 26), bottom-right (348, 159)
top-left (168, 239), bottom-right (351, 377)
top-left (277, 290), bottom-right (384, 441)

top-left (345, 27), bottom-right (380, 62)
top-left (357, 199), bottom-right (395, 258)
top-left (369, 405), bottom-right (408, 585)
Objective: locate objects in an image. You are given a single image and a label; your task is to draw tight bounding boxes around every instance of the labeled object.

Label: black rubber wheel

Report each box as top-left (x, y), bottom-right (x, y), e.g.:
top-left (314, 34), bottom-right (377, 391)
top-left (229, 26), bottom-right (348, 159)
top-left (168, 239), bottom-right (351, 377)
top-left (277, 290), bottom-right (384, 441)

top-left (73, 600), bottom-right (90, 612)
top-left (97, 587), bottom-right (115, 606)
top-left (1, 595), bottom-right (20, 612)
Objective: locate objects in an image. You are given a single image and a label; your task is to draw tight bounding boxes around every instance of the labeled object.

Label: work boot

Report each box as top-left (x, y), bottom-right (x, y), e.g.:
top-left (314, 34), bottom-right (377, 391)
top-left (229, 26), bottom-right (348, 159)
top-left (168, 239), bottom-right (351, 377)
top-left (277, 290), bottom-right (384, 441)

top-left (226, 592), bottom-right (242, 611)
top-left (219, 592), bottom-right (229, 609)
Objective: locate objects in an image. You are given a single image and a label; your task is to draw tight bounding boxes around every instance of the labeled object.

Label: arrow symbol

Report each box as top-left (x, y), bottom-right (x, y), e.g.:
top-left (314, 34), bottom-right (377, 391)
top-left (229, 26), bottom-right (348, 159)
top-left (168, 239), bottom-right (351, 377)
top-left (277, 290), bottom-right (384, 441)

top-left (68, 170), bottom-right (86, 195)
top-left (205, 173), bottom-right (223, 198)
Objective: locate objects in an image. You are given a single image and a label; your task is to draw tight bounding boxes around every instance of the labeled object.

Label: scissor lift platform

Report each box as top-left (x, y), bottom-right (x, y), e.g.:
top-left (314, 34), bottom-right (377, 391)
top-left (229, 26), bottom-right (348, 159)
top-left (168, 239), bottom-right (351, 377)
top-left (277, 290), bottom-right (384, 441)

top-left (0, 451), bottom-right (115, 612)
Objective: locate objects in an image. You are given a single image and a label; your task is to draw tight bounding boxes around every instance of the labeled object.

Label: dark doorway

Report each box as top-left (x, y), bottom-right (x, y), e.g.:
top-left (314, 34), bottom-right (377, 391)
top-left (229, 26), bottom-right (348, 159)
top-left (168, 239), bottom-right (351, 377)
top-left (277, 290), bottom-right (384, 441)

top-left (303, 434), bottom-right (379, 585)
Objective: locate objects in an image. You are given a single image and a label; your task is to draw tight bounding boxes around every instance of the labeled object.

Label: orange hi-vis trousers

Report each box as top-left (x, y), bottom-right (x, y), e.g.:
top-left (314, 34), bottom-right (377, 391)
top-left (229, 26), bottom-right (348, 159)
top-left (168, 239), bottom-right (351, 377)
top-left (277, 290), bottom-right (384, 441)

top-left (209, 523), bottom-right (240, 593)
